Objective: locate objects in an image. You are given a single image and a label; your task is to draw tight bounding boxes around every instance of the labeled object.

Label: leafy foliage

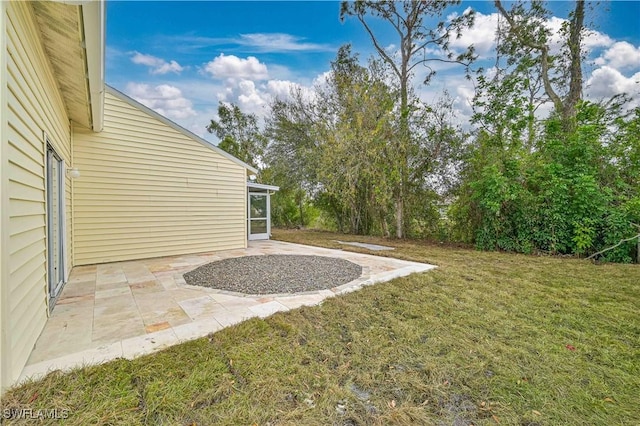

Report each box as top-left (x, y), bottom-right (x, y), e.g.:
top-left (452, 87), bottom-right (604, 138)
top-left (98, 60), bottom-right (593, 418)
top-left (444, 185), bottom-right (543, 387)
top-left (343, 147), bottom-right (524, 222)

top-left (448, 1), bottom-right (639, 262)
top-left (340, 0), bottom-right (475, 237)
top-left (206, 1), bottom-right (639, 263)
top-left (267, 46), bottom-right (399, 235)
top-left (453, 101), bottom-right (640, 262)
top-left (207, 103), bottom-right (266, 169)
top-left (265, 46), bottom-right (465, 237)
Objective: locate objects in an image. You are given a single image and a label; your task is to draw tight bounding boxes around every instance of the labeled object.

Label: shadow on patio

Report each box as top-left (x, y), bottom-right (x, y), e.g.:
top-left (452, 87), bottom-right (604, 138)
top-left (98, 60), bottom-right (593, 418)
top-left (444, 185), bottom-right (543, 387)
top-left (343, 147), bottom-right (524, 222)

top-left (20, 240), bottom-right (435, 383)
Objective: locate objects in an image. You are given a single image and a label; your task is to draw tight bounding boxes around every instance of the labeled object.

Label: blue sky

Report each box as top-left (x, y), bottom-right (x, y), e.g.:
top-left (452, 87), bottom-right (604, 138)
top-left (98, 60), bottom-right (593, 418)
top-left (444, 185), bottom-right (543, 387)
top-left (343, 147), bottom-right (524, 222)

top-left (106, 1), bottom-right (640, 141)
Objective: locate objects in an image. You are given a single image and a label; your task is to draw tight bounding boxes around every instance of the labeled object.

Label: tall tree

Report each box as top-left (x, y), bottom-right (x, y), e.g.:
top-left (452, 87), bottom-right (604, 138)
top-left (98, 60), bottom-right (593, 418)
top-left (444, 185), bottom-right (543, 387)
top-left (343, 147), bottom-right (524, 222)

top-left (472, 12), bottom-right (547, 151)
top-left (494, 0), bottom-right (585, 130)
top-left (265, 88), bottom-right (321, 192)
top-left (266, 46), bottom-right (398, 235)
top-left (207, 103), bottom-right (267, 169)
top-left (264, 88), bottom-right (321, 227)
top-left (340, 0), bottom-right (475, 237)
top-left (318, 46), bottom-right (397, 235)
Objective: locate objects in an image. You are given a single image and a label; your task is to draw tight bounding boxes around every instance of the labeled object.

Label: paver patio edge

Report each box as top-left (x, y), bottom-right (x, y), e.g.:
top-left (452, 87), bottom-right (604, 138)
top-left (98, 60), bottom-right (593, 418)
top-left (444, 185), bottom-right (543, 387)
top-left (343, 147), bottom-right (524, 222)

top-left (17, 241), bottom-right (436, 385)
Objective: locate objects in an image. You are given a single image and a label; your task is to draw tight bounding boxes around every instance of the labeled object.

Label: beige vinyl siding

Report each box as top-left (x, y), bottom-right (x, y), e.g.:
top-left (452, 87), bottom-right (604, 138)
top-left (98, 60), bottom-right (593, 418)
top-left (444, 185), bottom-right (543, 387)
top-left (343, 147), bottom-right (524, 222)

top-left (1, 0), bottom-right (9, 393)
top-left (3, 2), bottom-right (72, 386)
top-left (72, 91), bottom-right (247, 265)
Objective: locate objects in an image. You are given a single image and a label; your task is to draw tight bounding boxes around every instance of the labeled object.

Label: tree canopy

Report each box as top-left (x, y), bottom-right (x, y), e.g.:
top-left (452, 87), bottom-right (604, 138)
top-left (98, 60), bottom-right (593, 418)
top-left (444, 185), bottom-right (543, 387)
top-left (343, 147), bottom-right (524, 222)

top-left (209, 0), bottom-right (639, 263)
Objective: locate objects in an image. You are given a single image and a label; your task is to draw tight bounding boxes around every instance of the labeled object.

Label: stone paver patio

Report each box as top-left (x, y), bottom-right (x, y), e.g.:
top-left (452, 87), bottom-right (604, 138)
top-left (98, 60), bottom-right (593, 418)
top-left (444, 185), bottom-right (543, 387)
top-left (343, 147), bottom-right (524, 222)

top-left (19, 240), bottom-right (435, 383)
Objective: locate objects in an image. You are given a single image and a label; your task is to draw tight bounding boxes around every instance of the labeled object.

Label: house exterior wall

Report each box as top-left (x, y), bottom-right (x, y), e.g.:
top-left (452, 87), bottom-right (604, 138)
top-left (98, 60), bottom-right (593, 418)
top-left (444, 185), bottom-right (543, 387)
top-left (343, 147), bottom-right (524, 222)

top-left (1, 0), bottom-right (9, 394)
top-left (1, 2), bottom-right (73, 389)
top-left (72, 90), bottom-right (248, 266)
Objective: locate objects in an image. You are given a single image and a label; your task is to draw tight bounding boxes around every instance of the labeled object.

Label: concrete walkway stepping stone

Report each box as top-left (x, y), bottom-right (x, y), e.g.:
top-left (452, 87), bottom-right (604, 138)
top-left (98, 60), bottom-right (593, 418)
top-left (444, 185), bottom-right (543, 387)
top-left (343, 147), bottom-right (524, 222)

top-left (335, 241), bottom-right (395, 251)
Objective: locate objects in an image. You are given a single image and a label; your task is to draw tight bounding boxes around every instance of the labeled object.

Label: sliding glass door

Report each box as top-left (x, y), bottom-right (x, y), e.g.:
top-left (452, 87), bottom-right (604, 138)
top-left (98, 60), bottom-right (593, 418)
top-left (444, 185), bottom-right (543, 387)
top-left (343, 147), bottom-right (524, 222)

top-left (46, 144), bottom-right (65, 306)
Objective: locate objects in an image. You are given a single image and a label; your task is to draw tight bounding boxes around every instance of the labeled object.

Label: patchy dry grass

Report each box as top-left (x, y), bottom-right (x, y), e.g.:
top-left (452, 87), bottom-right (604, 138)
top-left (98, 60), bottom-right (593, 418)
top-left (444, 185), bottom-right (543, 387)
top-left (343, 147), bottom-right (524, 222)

top-left (2, 229), bottom-right (639, 425)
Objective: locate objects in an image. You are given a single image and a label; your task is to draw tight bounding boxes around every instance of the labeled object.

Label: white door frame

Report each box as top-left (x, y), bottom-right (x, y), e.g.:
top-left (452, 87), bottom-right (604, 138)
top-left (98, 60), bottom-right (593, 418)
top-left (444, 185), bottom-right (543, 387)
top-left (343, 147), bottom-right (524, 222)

top-left (247, 191), bottom-right (270, 240)
top-left (45, 143), bottom-right (66, 309)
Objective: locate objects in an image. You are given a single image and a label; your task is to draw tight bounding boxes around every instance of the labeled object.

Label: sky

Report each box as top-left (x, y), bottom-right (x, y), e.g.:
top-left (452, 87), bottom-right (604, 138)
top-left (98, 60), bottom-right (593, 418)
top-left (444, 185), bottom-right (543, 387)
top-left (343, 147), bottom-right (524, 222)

top-left (106, 1), bottom-right (640, 142)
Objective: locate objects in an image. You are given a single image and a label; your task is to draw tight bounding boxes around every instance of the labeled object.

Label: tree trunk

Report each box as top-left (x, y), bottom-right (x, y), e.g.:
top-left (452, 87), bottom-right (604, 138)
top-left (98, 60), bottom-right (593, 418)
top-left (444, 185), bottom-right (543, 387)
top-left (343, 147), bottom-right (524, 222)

top-left (562, 0), bottom-right (584, 130)
top-left (298, 198), bottom-right (304, 227)
top-left (395, 68), bottom-right (410, 239)
top-left (381, 213), bottom-right (390, 238)
top-left (395, 198), bottom-right (403, 238)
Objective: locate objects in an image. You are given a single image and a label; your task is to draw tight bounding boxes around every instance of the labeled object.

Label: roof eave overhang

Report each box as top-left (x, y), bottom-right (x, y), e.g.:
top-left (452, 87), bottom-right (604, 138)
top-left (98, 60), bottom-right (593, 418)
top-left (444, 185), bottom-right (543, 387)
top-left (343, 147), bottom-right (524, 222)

top-left (247, 182), bottom-right (280, 192)
top-left (80, 1), bottom-right (105, 132)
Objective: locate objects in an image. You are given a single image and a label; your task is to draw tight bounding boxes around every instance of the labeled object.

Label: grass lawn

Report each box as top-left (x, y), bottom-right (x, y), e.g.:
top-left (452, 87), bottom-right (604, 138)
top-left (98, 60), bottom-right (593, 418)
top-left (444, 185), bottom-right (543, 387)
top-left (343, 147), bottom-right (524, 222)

top-left (2, 230), bottom-right (639, 425)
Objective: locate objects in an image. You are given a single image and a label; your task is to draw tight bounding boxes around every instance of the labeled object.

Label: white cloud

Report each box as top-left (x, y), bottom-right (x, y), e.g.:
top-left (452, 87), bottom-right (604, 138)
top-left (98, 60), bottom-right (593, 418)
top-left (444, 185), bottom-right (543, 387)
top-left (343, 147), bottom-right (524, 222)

top-left (126, 82), bottom-right (197, 120)
top-left (446, 8), bottom-right (615, 62)
top-left (237, 33), bottom-right (333, 52)
top-left (595, 41), bottom-right (640, 70)
top-left (204, 54), bottom-right (269, 80)
top-left (267, 79), bottom-right (317, 104)
top-left (130, 52), bottom-right (184, 75)
top-left (313, 71), bottom-right (332, 87)
top-left (586, 66), bottom-right (640, 104)
top-left (546, 17), bottom-right (613, 55)
top-left (266, 80), bottom-right (300, 99)
top-left (106, 46), bottom-right (126, 60)
top-left (414, 73), bottom-right (476, 129)
top-left (198, 55), bottom-right (326, 117)
top-left (447, 10), bottom-right (613, 62)
top-left (164, 33), bottom-right (333, 53)
top-left (545, 17), bottom-right (567, 54)
top-left (237, 80), bottom-right (268, 114)
top-left (449, 11), bottom-right (500, 57)
top-left (205, 67), bottom-right (325, 118)
top-left (582, 28), bottom-right (614, 50)
top-left (455, 84), bottom-right (475, 115)
top-left (214, 78), bottom-right (269, 116)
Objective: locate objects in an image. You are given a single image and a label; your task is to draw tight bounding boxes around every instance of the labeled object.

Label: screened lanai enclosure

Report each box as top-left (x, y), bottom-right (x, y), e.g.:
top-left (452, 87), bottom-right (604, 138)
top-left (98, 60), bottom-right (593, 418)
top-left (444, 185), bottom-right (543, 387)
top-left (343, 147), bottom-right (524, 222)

top-left (247, 182), bottom-right (279, 240)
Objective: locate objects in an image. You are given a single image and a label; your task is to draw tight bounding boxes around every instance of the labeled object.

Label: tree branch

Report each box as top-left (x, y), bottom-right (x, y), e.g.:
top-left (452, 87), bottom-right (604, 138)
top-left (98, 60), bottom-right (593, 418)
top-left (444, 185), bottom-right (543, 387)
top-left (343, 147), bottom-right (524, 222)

top-left (586, 232), bottom-right (640, 260)
top-left (407, 57), bottom-right (471, 73)
top-left (494, 0), bottom-right (563, 113)
top-left (356, 14), bottom-right (402, 79)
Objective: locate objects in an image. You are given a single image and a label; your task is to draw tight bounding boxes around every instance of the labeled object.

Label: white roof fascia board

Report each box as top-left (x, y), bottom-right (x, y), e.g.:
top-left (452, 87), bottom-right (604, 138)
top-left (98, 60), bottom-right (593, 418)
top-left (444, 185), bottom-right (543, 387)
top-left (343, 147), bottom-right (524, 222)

top-left (80, 0), bottom-right (105, 132)
top-left (105, 85), bottom-right (259, 174)
top-left (247, 182), bottom-right (280, 191)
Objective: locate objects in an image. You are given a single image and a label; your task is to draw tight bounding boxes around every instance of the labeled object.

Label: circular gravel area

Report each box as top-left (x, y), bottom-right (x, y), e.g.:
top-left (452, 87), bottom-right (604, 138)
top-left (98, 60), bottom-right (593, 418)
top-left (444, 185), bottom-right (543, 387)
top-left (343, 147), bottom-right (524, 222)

top-left (183, 255), bottom-right (363, 295)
